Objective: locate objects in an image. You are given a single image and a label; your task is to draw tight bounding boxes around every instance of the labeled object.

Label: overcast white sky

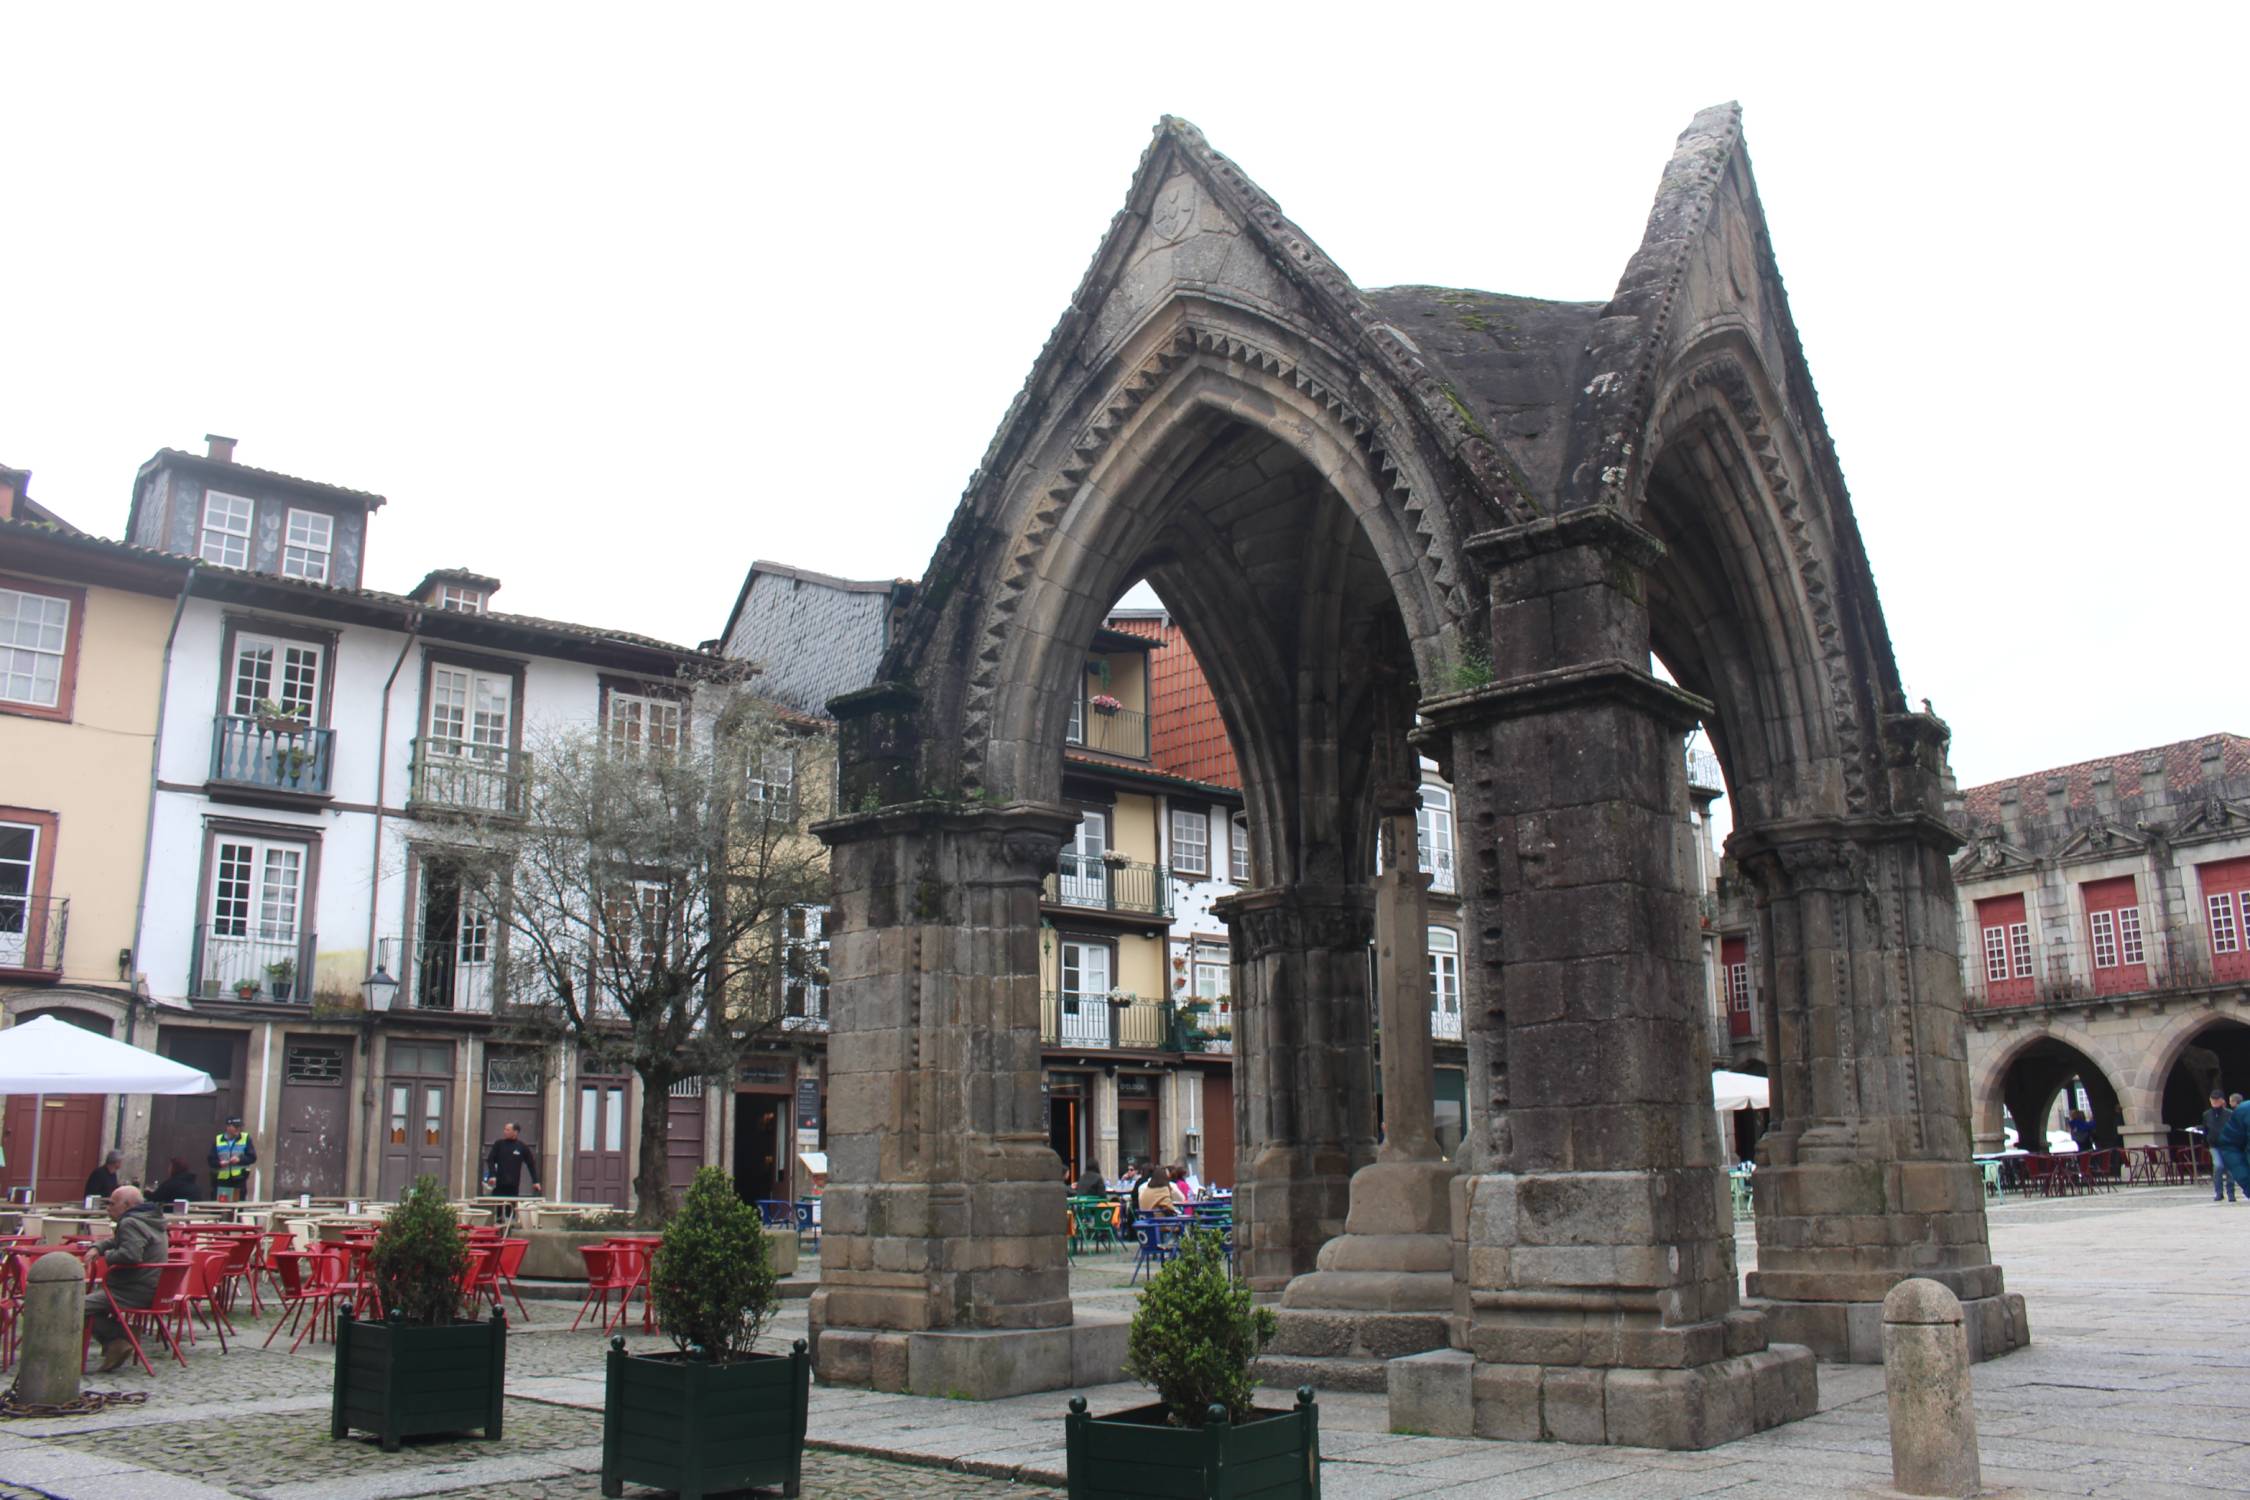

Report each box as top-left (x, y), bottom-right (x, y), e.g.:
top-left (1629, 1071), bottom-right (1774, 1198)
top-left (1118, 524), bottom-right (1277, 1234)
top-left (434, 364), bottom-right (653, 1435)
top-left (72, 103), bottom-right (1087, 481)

top-left (3, 6), bottom-right (2241, 791)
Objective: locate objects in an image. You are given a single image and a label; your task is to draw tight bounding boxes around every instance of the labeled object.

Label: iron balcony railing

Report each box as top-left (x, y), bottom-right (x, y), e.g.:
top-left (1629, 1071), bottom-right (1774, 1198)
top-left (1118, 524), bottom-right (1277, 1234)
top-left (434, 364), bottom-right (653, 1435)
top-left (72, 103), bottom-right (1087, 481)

top-left (1043, 855), bottom-right (1172, 918)
top-left (193, 924), bottom-right (314, 1002)
top-left (1065, 705), bottom-right (1149, 759)
top-left (211, 714), bottom-right (335, 796)
top-left (1422, 846), bottom-right (1458, 895)
top-left (1041, 992), bottom-right (1209, 1051)
top-left (0, 894), bottom-right (66, 974)
top-left (1431, 1002), bottom-right (1463, 1042)
top-left (1687, 751), bottom-right (1725, 793)
top-left (1965, 916), bottom-right (2237, 1009)
top-left (409, 936), bottom-right (496, 1012)
top-left (408, 738), bottom-right (528, 816)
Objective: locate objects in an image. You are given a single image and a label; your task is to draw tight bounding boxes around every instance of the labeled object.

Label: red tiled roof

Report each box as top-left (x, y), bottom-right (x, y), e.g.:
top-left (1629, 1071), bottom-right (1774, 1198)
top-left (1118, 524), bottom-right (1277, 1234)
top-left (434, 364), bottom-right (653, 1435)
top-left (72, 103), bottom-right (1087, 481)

top-left (1107, 613), bottom-right (1239, 791)
top-left (1960, 733), bottom-right (2250, 826)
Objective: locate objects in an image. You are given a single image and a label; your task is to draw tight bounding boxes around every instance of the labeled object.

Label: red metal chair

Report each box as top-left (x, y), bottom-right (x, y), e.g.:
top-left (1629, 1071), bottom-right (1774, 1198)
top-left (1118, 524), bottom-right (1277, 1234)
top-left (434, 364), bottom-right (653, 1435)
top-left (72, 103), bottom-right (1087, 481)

top-left (179, 1246), bottom-right (234, 1352)
top-left (603, 1239), bottom-right (656, 1334)
top-left (263, 1250), bottom-right (337, 1353)
top-left (453, 1244), bottom-right (495, 1318)
top-left (482, 1238), bottom-right (532, 1323)
top-left (89, 1259), bottom-right (196, 1375)
top-left (572, 1244), bottom-right (626, 1332)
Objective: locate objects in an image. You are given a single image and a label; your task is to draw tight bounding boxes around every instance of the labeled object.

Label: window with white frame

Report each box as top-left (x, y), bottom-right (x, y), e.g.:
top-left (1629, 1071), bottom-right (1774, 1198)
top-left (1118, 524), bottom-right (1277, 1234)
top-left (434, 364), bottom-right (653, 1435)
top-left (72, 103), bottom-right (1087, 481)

top-left (1417, 784), bottom-right (1458, 893)
top-left (2117, 903), bottom-right (2145, 965)
top-left (0, 588), bottom-right (70, 708)
top-left (607, 692), bottom-right (681, 756)
top-left (1170, 806), bottom-right (1208, 876)
top-left (2009, 922), bottom-right (2032, 977)
top-left (785, 904), bottom-right (827, 1021)
top-left (203, 832), bottom-right (308, 996)
top-left (230, 632), bottom-right (323, 721)
top-left (1192, 948), bottom-right (1228, 999)
top-left (199, 492), bottom-right (253, 568)
top-left (2212, 891), bottom-right (2243, 955)
top-left (1725, 958), bottom-right (1752, 1013)
top-left (1427, 926), bottom-right (1461, 1036)
top-left (748, 747), bottom-right (795, 814)
top-left (2089, 909), bottom-right (2118, 968)
top-left (1982, 924), bottom-right (2011, 984)
top-left (603, 879), bottom-right (672, 979)
top-left (435, 585), bottom-right (486, 614)
top-left (1229, 817), bottom-right (1249, 883)
top-left (282, 509), bottom-right (333, 582)
top-left (0, 821), bottom-right (41, 969)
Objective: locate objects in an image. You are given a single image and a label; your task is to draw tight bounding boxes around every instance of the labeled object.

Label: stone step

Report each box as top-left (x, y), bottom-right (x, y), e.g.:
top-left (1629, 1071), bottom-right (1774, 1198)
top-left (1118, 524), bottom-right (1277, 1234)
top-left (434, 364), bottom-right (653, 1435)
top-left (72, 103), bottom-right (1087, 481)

top-left (1253, 1353), bottom-right (1392, 1394)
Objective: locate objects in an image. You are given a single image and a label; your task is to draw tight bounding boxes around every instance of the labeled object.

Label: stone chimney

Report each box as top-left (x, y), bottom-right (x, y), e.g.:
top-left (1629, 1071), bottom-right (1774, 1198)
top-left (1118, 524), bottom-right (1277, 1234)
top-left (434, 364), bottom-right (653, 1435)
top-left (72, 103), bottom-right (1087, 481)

top-left (2140, 755), bottom-right (2167, 806)
top-left (205, 434), bottom-right (237, 464)
top-left (2091, 767), bottom-right (2117, 821)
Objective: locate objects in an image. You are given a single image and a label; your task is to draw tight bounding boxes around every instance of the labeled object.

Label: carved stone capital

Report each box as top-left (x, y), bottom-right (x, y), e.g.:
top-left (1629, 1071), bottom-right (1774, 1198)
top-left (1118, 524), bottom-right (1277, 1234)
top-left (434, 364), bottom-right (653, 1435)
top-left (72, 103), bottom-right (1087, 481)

top-left (1215, 885), bottom-right (1375, 959)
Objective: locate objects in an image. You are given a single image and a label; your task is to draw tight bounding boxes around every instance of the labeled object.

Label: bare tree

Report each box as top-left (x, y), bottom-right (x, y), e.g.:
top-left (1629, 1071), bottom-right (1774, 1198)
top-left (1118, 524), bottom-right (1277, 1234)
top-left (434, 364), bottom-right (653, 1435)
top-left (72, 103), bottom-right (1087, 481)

top-left (454, 676), bottom-right (829, 1221)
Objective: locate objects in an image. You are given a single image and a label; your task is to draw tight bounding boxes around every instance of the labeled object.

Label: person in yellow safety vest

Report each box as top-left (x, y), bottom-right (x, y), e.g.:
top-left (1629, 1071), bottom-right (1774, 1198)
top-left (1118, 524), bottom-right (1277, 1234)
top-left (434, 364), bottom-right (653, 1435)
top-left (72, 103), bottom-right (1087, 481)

top-left (208, 1116), bottom-right (256, 1201)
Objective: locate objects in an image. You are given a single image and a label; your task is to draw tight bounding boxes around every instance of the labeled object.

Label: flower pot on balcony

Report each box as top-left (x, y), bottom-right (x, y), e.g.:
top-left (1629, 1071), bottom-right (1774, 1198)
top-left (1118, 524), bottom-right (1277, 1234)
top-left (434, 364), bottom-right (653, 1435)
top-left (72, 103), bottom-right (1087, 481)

top-left (234, 981), bottom-right (258, 1000)
top-left (601, 1338), bottom-right (810, 1499)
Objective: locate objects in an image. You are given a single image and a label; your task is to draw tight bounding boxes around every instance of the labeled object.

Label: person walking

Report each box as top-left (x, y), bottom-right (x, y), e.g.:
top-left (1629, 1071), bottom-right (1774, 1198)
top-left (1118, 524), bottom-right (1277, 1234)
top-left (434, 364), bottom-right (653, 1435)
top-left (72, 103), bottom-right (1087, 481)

top-left (480, 1122), bottom-right (542, 1224)
top-left (208, 1116), bottom-right (256, 1201)
top-left (2205, 1090), bottom-right (2238, 1202)
top-left (82, 1186), bottom-right (167, 1372)
top-left (2217, 1097), bottom-right (2250, 1205)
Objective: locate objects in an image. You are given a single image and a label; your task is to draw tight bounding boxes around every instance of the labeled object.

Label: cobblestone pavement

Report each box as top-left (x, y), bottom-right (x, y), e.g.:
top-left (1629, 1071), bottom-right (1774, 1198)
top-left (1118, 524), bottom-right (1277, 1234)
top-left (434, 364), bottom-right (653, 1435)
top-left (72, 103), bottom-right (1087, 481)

top-left (0, 1188), bottom-right (2243, 1497)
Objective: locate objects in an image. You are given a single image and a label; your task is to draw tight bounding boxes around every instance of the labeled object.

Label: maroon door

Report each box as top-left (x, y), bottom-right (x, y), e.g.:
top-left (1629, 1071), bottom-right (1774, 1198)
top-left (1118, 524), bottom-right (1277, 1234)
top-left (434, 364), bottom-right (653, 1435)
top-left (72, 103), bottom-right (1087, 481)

top-left (573, 1070), bottom-right (630, 1209)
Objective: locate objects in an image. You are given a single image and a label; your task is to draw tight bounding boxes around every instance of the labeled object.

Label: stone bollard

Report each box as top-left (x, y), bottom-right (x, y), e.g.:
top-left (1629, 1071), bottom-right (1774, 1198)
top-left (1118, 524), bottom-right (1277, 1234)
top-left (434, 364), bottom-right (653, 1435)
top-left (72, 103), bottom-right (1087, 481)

top-left (1881, 1277), bottom-right (1980, 1497)
top-left (17, 1251), bottom-right (86, 1406)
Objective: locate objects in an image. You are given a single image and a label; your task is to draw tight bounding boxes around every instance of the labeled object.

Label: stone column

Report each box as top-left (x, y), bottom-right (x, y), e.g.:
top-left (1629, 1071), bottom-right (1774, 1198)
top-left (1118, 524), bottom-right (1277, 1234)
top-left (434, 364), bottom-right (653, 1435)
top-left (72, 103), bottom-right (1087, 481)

top-left (1737, 763), bottom-right (2027, 1364)
top-left (808, 802), bottom-right (1127, 1397)
top-left (1214, 883), bottom-right (1378, 1295)
top-left (1388, 510), bottom-right (1815, 1450)
top-left (1264, 801), bottom-right (1456, 1389)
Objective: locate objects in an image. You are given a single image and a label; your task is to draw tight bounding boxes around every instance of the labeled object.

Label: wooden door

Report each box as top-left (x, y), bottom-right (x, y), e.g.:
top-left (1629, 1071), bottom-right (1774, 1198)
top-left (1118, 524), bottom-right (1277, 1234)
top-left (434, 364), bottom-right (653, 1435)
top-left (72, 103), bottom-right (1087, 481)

top-left (1200, 1071), bottom-right (1235, 1189)
top-left (378, 1040), bottom-right (454, 1199)
top-left (1, 1094), bottom-right (104, 1202)
top-left (147, 1026), bottom-right (245, 1196)
top-left (573, 1074), bottom-right (630, 1208)
top-left (478, 1048), bottom-right (549, 1193)
top-left (666, 1081), bottom-right (706, 1192)
top-left (274, 1037), bottom-right (352, 1198)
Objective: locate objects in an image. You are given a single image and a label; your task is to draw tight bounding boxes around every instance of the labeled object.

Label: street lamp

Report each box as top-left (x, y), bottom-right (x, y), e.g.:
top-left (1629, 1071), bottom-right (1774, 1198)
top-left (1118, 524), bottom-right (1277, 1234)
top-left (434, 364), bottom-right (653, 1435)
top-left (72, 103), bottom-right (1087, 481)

top-left (361, 964), bottom-right (399, 1013)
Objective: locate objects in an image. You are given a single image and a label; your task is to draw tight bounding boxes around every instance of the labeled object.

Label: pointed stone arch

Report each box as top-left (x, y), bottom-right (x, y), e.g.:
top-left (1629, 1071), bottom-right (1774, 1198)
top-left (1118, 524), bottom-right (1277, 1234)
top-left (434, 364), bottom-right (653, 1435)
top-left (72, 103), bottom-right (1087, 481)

top-left (811, 105), bottom-right (2018, 1442)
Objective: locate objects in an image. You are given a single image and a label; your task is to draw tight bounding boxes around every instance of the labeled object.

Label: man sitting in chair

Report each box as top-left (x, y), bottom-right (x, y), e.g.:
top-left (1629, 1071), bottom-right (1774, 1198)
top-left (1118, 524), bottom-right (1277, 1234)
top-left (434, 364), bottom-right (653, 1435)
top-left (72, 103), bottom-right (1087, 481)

top-left (82, 1186), bottom-right (168, 1372)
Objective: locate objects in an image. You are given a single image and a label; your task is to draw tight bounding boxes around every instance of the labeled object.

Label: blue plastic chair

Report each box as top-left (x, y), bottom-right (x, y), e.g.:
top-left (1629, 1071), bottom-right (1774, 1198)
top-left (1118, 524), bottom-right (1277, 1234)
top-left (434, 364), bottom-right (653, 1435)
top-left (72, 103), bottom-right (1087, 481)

top-left (1128, 1214), bottom-right (1186, 1284)
top-left (793, 1199), bottom-right (820, 1250)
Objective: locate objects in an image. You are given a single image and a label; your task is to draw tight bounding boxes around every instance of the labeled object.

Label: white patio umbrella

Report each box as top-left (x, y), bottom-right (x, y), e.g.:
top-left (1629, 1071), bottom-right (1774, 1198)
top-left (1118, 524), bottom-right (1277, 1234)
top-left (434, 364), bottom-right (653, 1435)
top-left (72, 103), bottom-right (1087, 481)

top-left (0, 1016), bottom-right (215, 1202)
top-left (1711, 1069), bottom-right (1771, 1113)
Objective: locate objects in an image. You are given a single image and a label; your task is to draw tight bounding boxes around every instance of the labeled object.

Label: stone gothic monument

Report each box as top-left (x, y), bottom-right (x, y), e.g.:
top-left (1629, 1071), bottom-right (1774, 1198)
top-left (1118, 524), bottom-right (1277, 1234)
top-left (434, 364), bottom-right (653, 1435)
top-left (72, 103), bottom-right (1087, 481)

top-left (805, 103), bottom-right (2026, 1449)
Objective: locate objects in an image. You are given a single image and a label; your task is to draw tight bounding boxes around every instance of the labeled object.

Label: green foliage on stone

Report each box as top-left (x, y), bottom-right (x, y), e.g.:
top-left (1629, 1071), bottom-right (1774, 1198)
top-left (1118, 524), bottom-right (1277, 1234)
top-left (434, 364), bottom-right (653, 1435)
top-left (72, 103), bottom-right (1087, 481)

top-left (650, 1166), bottom-right (778, 1363)
top-left (368, 1174), bottom-right (470, 1326)
top-left (1442, 646), bottom-right (1494, 693)
top-left (1124, 1228), bottom-right (1275, 1427)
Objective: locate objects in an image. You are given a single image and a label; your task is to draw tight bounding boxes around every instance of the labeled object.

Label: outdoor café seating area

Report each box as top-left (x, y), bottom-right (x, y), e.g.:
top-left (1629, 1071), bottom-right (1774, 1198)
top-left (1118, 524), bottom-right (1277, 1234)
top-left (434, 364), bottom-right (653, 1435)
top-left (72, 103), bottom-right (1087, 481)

top-left (1066, 1186), bottom-right (1233, 1283)
top-left (0, 1194), bottom-right (595, 1377)
top-left (1978, 1143), bottom-right (2216, 1198)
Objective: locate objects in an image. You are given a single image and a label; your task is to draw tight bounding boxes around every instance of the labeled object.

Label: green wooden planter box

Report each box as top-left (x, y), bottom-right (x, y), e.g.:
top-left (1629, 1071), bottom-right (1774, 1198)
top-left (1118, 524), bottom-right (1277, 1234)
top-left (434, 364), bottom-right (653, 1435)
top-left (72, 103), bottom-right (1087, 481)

top-left (1066, 1387), bottom-right (1320, 1500)
top-left (331, 1309), bottom-right (507, 1452)
top-left (601, 1337), bottom-right (811, 1499)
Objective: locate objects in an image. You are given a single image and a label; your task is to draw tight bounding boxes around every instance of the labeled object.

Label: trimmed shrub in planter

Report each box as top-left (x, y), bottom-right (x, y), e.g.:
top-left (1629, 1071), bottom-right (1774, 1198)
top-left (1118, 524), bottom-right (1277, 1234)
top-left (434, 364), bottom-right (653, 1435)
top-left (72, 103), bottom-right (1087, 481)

top-left (602, 1166), bottom-right (806, 1499)
top-left (1066, 1227), bottom-right (1319, 1499)
top-left (332, 1175), bottom-right (505, 1451)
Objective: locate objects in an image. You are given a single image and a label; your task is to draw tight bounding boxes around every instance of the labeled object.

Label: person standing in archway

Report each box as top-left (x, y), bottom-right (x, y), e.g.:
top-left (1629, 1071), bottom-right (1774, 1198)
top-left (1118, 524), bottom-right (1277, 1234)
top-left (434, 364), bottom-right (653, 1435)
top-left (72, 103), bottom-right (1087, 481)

top-left (2216, 1097), bottom-right (2250, 1206)
top-left (2203, 1091), bottom-right (2239, 1203)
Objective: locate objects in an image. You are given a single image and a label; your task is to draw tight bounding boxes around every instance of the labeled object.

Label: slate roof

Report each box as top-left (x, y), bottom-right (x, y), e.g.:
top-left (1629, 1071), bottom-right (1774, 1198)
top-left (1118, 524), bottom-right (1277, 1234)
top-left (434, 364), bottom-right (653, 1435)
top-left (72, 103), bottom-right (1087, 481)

top-left (1959, 734), bottom-right (2250, 827)
top-left (0, 515), bottom-right (711, 664)
top-left (136, 448), bottom-right (388, 509)
top-left (1360, 287), bottom-right (1606, 502)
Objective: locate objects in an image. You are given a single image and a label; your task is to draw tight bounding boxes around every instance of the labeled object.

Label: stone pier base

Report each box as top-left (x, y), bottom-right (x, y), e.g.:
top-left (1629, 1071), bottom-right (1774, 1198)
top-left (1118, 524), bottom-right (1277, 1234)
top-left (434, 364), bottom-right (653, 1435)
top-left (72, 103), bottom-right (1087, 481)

top-left (812, 1309), bottom-right (1129, 1399)
top-left (1387, 1342), bottom-right (1818, 1450)
top-left (1258, 1159), bottom-right (1457, 1391)
top-left (1750, 1290), bottom-right (2029, 1364)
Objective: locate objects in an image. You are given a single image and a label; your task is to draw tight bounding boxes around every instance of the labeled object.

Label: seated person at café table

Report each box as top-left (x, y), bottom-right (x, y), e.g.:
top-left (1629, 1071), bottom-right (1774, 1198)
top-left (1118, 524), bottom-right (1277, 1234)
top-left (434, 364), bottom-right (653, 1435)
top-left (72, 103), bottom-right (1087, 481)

top-left (1136, 1165), bottom-right (1181, 1216)
top-left (83, 1186), bottom-right (167, 1372)
top-left (149, 1156), bottom-right (200, 1205)
top-left (83, 1149), bottom-right (125, 1199)
top-left (1072, 1164), bottom-right (1106, 1197)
